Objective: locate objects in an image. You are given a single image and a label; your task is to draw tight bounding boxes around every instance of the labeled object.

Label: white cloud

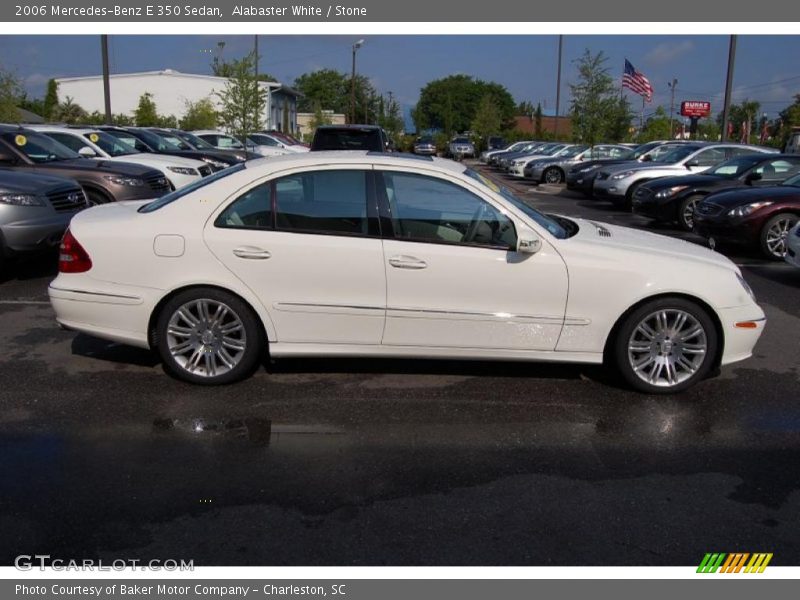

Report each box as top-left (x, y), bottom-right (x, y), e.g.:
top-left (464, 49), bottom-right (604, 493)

top-left (644, 40), bottom-right (695, 66)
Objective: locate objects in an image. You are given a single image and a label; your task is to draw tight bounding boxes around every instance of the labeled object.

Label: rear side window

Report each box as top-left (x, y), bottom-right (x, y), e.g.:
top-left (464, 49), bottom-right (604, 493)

top-left (275, 170), bottom-right (370, 235)
top-left (312, 129), bottom-right (382, 151)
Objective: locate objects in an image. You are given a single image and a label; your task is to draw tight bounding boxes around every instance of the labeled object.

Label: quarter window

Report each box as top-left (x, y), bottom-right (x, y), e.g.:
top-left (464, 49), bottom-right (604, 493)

top-left (380, 172), bottom-right (516, 249)
top-left (216, 183), bottom-right (272, 230)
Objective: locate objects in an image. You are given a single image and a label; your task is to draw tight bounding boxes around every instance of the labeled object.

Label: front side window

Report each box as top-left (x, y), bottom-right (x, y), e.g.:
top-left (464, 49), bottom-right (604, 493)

top-left (275, 170), bottom-right (370, 236)
top-left (691, 147), bottom-right (727, 167)
top-left (381, 172), bottom-right (516, 249)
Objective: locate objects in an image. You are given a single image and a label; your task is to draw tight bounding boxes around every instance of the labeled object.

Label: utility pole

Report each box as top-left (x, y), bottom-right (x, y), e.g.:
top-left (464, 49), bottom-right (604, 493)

top-left (101, 35), bottom-right (112, 124)
top-left (554, 35), bottom-right (563, 139)
top-left (668, 78), bottom-right (678, 139)
top-left (350, 39), bottom-right (364, 124)
top-left (721, 35), bottom-right (737, 142)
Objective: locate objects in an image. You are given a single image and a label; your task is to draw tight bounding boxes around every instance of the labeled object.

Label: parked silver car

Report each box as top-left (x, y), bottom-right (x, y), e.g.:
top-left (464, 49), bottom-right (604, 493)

top-left (525, 144), bottom-right (631, 184)
top-left (448, 136), bottom-right (475, 160)
top-left (413, 136), bottom-right (438, 156)
top-left (0, 169), bottom-right (86, 267)
top-left (593, 143), bottom-right (778, 208)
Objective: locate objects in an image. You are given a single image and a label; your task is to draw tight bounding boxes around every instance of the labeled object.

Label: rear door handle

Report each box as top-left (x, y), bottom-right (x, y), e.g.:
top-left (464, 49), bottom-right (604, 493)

top-left (388, 255), bottom-right (428, 270)
top-left (233, 246), bottom-right (271, 260)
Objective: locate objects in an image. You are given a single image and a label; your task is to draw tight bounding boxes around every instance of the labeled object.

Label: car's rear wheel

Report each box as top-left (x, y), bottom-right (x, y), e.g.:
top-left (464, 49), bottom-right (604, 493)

top-left (613, 297), bottom-right (718, 394)
top-left (759, 213), bottom-right (797, 260)
top-left (678, 194), bottom-right (703, 231)
top-left (543, 167), bottom-right (563, 184)
top-left (155, 287), bottom-right (264, 385)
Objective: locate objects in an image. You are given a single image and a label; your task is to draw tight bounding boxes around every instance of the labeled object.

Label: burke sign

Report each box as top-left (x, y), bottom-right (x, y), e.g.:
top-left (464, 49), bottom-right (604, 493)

top-left (681, 101), bottom-right (711, 118)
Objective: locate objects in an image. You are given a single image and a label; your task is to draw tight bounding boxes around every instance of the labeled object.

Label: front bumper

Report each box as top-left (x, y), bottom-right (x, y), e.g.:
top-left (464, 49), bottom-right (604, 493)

top-left (592, 177), bottom-right (629, 200)
top-left (509, 164), bottom-right (527, 177)
top-left (631, 190), bottom-right (679, 221)
top-left (693, 215), bottom-right (762, 247)
top-left (717, 303), bottom-right (767, 366)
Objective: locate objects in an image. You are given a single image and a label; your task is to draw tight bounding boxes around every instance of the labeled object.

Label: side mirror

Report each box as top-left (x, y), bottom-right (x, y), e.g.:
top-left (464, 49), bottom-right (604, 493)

top-left (745, 171), bottom-right (763, 184)
top-left (78, 146), bottom-right (97, 158)
top-left (641, 155), bottom-right (652, 162)
top-left (516, 228), bottom-right (542, 254)
top-left (685, 158), bottom-right (700, 168)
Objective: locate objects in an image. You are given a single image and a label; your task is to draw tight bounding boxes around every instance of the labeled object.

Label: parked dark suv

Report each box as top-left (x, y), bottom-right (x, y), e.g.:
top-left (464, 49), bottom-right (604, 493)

top-left (311, 125), bottom-right (391, 152)
top-left (0, 169), bottom-right (87, 266)
top-left (0, 125), bottom-right (169, 205)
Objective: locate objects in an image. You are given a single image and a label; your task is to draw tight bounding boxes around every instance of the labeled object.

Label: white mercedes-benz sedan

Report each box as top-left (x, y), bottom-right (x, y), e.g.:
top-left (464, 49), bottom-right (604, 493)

top-left (49, 152), bottom-right (766, 393)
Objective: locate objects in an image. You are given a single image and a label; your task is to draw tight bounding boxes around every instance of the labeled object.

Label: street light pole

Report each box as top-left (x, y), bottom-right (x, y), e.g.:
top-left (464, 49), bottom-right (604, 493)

top-left (350, 39), bottom-right (364, 124)
top-left (554, 35), bottom-right (563, 139)
top-left (101, 35), bottom-right (112, 124)
top-left (721, 35), bottom-right (737, 142)
top-left (668, 78), bottom-right (678, 139)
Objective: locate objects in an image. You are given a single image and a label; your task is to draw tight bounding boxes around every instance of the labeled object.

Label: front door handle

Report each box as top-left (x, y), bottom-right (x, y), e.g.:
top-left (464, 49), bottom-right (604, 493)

top-left (388, 255), bottom-right (428, 270)
top-left (233, 246), bottom-right (271, 260)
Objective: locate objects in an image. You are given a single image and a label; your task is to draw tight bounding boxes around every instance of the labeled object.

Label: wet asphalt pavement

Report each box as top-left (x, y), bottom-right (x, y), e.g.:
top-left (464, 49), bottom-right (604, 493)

top-left (0, 162), bottom-right (799, 566)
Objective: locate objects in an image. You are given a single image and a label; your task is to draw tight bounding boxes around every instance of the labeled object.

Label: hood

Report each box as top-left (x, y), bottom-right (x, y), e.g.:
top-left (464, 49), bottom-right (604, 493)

top-left (644, 173), bottom-right (728, 190)
top-left (704, 185), bottom-right (800, 208)
top-left (0, 168), bottom-right (80, 193)
top-left (164, 150), bottom-right (240, 165)
top-left (569, 158), bottom-right (636, 172)
top-left (38, 159), bottom-right (160, 177)
top-left (117, 153), bottom-right (206, 169)
top-left (569, 218), bottom-right (737, 272)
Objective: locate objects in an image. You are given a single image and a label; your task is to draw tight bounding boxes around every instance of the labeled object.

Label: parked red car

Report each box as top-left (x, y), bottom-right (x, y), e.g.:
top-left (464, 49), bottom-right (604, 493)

top-left (693, 171), bottom-right (800, 259)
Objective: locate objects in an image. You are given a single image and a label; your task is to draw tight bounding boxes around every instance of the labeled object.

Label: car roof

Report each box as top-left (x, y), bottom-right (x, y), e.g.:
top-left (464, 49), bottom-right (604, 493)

top-left (243, 150), bottom-right (467, 174)
top-left (192, 130), bottom-right (227, 135)
top-left (316, 125), bottom-right (382, 131)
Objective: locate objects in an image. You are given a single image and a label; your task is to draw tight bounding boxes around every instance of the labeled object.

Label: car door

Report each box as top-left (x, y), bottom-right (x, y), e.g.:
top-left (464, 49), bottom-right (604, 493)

top-left (376, 169), bottom-right (568, 351)
top-left (686, 147), bottom-right (728, 172)
top-left (203, 166), bottom-right (386, 345)
top-left (750, 157), bottom-right (800, 185)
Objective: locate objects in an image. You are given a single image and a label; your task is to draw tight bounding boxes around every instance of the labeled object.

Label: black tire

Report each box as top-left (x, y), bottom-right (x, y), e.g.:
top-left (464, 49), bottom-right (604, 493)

top-left (86, 189), bottom-right (112, 206)
top-left (611, 297), bottom-right (718, 394)
top-left (759, 212), bottom-right (798, 260)
top-left (620, 181), bottom-right (645, 211)
top-left (155, 287), bottom-right (265, 385)
top-left (678, 194), bottom-right (704, 232)
top-left (543, 167), bottom-right (563, 184)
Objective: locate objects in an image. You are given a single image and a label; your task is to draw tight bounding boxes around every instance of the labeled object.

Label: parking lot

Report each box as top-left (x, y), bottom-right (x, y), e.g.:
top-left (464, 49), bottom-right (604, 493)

top-left (1, 160), bottom-right (799, 566)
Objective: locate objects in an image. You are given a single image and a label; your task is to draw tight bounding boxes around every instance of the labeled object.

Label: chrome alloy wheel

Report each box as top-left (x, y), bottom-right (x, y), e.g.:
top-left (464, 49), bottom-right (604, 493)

top-left (765, 217), bottom-right (793, 258)
top-left (627, 309), bottom-right (708, 388)
top-left (544, 168), bottom-right (562, 184)
top-left (166, 299), bottom-right (247, 378)
top-left (682, 197), bottom-right (700, 230)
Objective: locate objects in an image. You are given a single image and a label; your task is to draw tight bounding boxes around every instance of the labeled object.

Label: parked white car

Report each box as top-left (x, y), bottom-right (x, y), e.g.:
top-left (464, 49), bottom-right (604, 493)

top-left (786, 222), bottom-right (800, 268)
top-left (245, 133), bottom-right (293, 157)
top-left (49, 152), bottom-right (765, 393)
top-left (30, 126), bottom-right (211, 189)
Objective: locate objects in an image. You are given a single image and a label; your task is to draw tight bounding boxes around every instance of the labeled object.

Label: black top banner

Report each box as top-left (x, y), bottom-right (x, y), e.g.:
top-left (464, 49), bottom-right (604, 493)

top-left (3, 0), bottom-right (799, 21)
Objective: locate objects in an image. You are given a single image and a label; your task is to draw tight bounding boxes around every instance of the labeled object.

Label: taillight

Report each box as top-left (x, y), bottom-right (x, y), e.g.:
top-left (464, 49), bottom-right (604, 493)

top-left (59, 229), bottom-right (92, 273)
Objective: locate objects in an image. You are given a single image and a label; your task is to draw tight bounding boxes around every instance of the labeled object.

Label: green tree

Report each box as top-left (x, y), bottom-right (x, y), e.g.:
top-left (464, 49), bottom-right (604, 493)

top-left (0, 67), bottom-right (22, 123)
top-left (412, 74), bottom-right (516, 135)
top-left (717, 99), bottom-right (761, 143)
top-left (534, 102), bottom-right (543, 138)
top-left (179, 97), bottom-right (219, 130)
top-left (639, 106), bottom-right (671, 141)
top-left (134, 92), bottom-right (160, 126)
top-left (17, 92), bottom-right (45, 119)
top-left (215, 52), bottom-right (267, 142)
top-left (470, 94), bottom-right (503, 146)
top-left (52, 96), bottom-right (87, 124)
top-left (568, 49), bottom-right (621, 145)
top-left (516, 100), bottom-right (535, 116)
top-left (777, 94), bottom-right (800, 148)
top-left (43, 79), bottom-right (59, 120)
top-left (293, 68), bottom-right (376, 123)
top-left (377, 94), bottom-right (403, 138)
top-left (607, 96), bottom-right (633, 142)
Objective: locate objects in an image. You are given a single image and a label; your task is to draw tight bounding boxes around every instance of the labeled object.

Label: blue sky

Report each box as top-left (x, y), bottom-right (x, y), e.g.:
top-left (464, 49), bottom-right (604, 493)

top-left (1, 35), bottom-right (798, 127)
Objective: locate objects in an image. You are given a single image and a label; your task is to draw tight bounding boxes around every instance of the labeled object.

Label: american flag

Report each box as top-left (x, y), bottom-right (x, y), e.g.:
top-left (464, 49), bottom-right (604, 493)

top-left (623, 59), bottom-right (654, 102)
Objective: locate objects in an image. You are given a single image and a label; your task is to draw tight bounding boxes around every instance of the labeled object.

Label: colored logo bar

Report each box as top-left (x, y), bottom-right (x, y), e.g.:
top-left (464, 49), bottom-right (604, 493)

top-left (697, 553), bottom-right (773, 573)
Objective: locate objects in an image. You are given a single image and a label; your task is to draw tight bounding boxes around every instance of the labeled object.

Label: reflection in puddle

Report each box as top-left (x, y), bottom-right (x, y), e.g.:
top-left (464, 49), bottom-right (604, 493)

top-left (153, 417), bottom-right (273, 446)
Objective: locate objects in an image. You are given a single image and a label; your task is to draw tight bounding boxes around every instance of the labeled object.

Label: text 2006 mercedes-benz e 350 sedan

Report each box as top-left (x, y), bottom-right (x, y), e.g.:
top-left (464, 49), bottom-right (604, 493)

top-left (49, 152), bottom-right (765, 394)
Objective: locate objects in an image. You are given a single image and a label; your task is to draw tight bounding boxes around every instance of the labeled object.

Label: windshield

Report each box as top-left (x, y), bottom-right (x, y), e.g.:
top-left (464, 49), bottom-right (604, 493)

top-left (631, 141), bottom-right (665, 159)
top-left (2, 131), bottom-right (79, 163)
top-left (650, 145), bottom-right (700, 164)
top-left (249, 134), bottom-right (279, 147)
top-left (139, 163), bottom-right (246, 213)
top-left (134, 129), bottom-right (185, 152)
top-left (706, 156), bottom-right (763, 178)
top-left (416, 137), bottom-right (433, 144)
top-left (176, 131), bottom-right (216, 150)
top-left (555, 145), bottom-right (588, 158)
top-left (452, 137), bottom-right (471, 144)
top-left (541, 144), bottom-right (566, 156)
top-left (464, 169), bottom-right (568, 239)
top-left (84, 132), bottom-right (138, 157)
top-left (782, 172), bottom-right (800, 187)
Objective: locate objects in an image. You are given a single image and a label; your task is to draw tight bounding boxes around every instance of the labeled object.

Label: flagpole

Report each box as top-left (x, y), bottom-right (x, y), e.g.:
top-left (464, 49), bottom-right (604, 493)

top-left (640, 94), bottom-right (645, 133)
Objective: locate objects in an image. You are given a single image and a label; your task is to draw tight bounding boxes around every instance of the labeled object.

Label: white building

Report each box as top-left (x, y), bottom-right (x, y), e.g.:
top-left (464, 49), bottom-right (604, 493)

top-left (55, 69), bottom-right (301, 134)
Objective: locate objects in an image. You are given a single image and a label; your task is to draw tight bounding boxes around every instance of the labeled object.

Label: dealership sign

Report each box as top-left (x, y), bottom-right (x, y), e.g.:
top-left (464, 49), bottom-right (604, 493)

top-left (681, 101), bottom-right (712, 118)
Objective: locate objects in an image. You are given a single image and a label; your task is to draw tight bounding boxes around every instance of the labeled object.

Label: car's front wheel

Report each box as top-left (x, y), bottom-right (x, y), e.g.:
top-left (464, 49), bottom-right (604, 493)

top-left (155, 287), bottom-right (265, 385)
top-left (760, 213), bottom-right (797, 260)
top-left (678, 194), bottom-right (703, 231)
top-left (612, 297), bottom-right (718, 394)
top-left (543, 167), bottom-right (563, 184)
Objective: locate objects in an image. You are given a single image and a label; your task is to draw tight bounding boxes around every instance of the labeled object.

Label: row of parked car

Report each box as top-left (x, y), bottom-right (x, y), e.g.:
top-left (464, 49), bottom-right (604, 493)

top-left (0, 123), bottom-right (310, 267)
top-left (481, 139), bottom-right (800, 263)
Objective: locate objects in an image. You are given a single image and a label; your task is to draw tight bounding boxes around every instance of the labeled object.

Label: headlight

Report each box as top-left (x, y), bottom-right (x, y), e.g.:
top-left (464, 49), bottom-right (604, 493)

top-left (104, 175), bottom-right (145, 187)
top-left (611, 170), bottom-right (635, 180)
top-left (655, 185), bottom-right (689, 199)
top-left (0, 193), bottom-right (44, 206)
top-left (167, 166), bottom-right (199, 176)
top-left (736, 272), bottom-right (757, 302)
top-left (201, 158), bottom-right (229, 169)
top-left (579, 165), bottom-right (600, 173)
top-left (728, 201), bottom-right (773, 218)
